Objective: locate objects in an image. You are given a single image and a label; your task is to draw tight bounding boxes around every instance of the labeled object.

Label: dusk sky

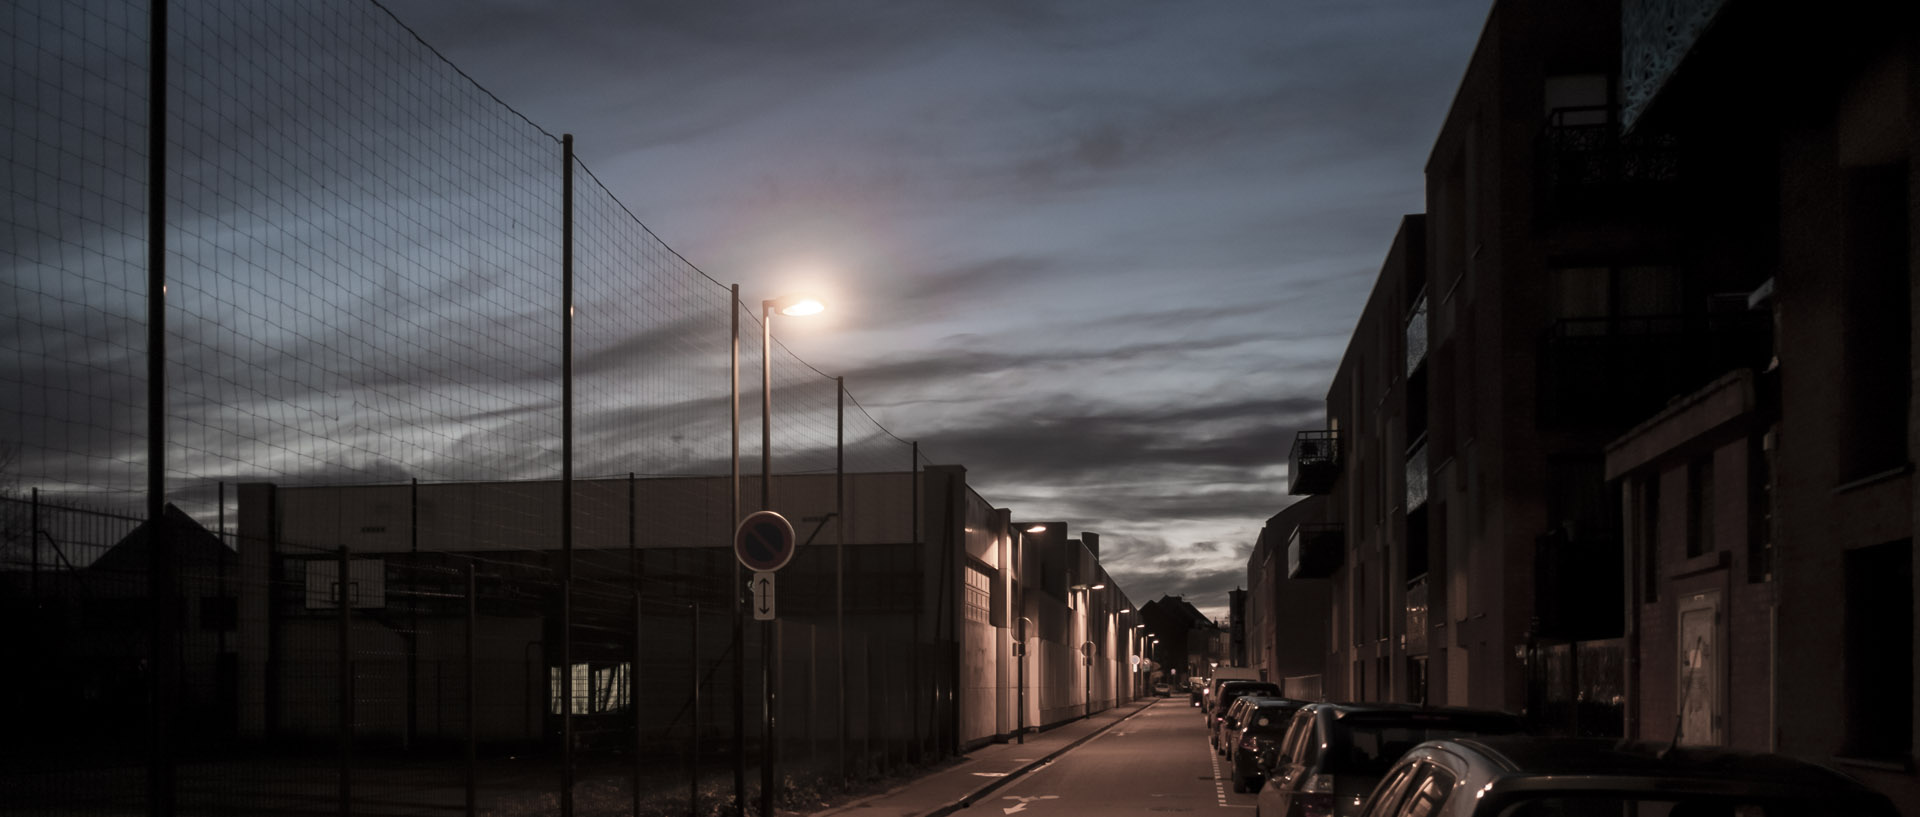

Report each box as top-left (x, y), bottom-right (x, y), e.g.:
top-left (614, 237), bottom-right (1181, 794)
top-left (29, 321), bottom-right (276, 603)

top-left (363, 0), bottom-right (1497, 621)
top-left (5, 0), bottom-right (1497, 623)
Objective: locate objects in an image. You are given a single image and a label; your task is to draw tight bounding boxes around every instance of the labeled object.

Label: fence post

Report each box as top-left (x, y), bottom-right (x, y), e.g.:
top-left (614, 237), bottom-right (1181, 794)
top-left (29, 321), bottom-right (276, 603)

top-left (30, 487), bottom-right (39, 597)
top-left (466, 561), bottom-right (477, 817)
top-left (834, 377), bottom-right (845, 785)
top-left (690, 602), bottom-right (701, 817)
top-left (645, 590), bottom-right (652, 817)
top-left (560, 131), bottom-right (577, 817)
top-left (807, 625), bottom-right (817, 768)
top-left (408, 478), bottom-right (419, 750)
top-left (339, 545), bottom-right (352, 817)
top-left (633, 590), bottom-right (643, 817)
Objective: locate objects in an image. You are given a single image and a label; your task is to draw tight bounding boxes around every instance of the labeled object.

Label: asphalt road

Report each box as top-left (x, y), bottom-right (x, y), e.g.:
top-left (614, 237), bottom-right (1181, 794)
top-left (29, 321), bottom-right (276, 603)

top-left (985, 699), bottom-right (1257, 817)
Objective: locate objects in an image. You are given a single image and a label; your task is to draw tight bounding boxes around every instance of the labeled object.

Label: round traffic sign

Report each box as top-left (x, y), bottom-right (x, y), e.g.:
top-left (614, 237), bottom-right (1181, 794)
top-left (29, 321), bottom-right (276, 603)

top-left (734, 510), bottom-right (797, 572)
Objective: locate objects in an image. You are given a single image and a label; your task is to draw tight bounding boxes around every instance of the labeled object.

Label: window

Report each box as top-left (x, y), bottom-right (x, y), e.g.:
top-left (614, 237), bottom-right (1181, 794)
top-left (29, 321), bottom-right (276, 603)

top-left (1685, 456), bottom-right (1714, 559)
top-left (1399, 768), bottom-right (1456, 817)
top-left (1843, 540), bottom-right (1912, 759)
top-left (1544, 73), bottom-right (1609, 125)
top-left (1837, 161), bottom-right (1911, 482)
top-left (1359, 763), bottom-right (1421, 817)
top-left (1641, 474), bottom-right (1661, 602)
top-left (550, 662), bottom-right (631, 715)
top-left (965, 564), bottom-right (991, 624)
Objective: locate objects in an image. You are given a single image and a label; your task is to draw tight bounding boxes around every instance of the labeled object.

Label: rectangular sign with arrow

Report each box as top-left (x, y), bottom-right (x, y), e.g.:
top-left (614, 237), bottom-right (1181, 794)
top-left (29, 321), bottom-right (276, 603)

top-left (753, 571), bottom-right (775, 620)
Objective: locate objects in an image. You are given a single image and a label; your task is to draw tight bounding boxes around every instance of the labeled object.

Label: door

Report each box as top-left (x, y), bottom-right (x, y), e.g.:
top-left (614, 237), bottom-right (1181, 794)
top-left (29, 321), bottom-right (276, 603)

top-left (1676, 590), bottom-right (1721, 745)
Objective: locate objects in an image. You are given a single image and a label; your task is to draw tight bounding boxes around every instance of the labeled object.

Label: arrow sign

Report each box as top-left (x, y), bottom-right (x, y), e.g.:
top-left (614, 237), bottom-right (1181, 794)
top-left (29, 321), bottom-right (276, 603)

top-left (753, 571), bottom-right (775, 621)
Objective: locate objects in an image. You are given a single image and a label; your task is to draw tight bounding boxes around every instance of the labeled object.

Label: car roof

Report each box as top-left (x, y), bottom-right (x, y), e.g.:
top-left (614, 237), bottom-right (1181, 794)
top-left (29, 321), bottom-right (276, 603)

top-left (1303, 701), bottom-right (1523, 725)
top-left (1433, 736), bottom-right (1889, 798)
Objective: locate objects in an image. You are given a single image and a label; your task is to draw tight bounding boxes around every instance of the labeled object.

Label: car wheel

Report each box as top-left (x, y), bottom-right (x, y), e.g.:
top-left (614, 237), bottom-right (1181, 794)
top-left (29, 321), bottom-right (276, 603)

top-left (1231, 774), bottom-right (1249, 794)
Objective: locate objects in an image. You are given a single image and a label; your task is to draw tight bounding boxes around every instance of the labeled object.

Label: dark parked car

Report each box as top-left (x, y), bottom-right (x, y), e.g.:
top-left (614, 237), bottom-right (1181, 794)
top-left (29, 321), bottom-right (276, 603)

top-left (1256, 703), bottom-right (1523, 817)
top-left (1216, 694), bottom-right (1277, 756)
top-left (1229, 697), bottom-right (1310, 793)
top-left (1358, 736), bottom-right (1899, 817)
top-left (1207, 680), bottom-right (1281, 743)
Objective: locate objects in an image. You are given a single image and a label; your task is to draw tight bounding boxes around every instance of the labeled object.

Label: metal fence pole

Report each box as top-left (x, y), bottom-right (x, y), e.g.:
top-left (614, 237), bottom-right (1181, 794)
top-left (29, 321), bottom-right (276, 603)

top-left (30, 487), bottom-right (39, 597)
top-left (560, 131), bottom-right (577, 817)
top-left (145, 2), bottom-right (175, 813)
top-left (730, 284), bottom-right (745, 817)
top-left (691, 602), bottom-right (701, 817)
top-left (408, 478), bottom-right (419, 750)
top-left (835, 377), bottom-right (845, 784)
top-left (645, 590), bottom-right (652, 817)
top-left (338, 546), bottom-right (352, 817)
top-left (466, 562), bottom-right (478, 817)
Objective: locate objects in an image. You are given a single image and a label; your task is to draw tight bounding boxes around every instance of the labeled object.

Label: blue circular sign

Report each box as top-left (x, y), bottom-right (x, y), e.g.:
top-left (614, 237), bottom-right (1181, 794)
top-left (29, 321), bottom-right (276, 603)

top-left (734, 510), bottom-right (797, 572)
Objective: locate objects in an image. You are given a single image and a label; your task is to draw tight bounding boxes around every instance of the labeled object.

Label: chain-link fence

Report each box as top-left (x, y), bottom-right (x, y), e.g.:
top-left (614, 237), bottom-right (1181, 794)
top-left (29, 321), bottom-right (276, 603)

top-left (1, 0), bottom-right (971, 814)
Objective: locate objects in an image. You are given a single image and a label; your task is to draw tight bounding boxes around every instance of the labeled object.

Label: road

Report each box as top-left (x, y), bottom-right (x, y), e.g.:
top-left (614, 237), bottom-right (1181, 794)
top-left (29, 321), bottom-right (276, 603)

top-left (987, 699), bottom-right (1257, 817)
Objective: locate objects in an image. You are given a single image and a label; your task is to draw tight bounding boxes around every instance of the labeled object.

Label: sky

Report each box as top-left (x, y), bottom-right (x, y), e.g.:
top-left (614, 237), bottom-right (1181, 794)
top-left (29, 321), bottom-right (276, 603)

top-left (5, 0), bottom-right (1496, 622)
top-left (361, 0), bottom-right (1498, 621)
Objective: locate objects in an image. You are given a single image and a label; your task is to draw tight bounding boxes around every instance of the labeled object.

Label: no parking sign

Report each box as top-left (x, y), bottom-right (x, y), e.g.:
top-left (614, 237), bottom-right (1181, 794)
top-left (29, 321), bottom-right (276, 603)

top-left (734, 510), bottom-right (797, 572)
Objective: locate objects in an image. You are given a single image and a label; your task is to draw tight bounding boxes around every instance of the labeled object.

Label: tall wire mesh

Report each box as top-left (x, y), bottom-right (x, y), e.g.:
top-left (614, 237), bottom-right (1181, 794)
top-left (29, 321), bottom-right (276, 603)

top-left (1, 1), bottom-right (975, 815)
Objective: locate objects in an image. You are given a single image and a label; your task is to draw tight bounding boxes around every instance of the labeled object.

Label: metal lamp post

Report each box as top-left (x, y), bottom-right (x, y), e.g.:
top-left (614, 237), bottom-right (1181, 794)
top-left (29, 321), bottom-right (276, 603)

top-left (751, 292), bottom-right (823, 817)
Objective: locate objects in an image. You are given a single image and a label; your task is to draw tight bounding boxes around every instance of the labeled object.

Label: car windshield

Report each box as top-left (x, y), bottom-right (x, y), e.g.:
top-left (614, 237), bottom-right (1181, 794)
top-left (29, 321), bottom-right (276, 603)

top-left (1498, 795), bottom-right (1886, 817)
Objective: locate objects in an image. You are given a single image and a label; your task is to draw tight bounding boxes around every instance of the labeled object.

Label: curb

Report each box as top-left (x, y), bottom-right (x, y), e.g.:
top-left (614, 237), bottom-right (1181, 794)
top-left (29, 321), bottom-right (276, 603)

top-left (925, 700), bottom-right (1159, 817)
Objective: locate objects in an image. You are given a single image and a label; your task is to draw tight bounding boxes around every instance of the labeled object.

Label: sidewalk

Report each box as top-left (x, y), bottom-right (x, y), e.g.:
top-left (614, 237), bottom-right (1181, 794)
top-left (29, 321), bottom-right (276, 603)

top-left (808, 698), bottom-right (1162, 817)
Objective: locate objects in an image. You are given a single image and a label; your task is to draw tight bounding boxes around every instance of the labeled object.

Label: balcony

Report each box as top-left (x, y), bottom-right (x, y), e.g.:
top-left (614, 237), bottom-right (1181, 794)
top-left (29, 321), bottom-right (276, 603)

top-left (1287, 524), bottom-right (1344, 580)
top-left (1536, 106), bottom-right (1679, 222)
top-left (1538, 311), bottom-right (1772, 430)
top-left (1288, 430), bottom-right (1341, 495)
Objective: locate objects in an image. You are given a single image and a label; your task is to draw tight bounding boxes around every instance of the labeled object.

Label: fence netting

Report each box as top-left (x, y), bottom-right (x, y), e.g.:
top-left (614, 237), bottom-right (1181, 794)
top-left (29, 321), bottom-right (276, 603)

top-left (1, 1), bottom-right (951, 815)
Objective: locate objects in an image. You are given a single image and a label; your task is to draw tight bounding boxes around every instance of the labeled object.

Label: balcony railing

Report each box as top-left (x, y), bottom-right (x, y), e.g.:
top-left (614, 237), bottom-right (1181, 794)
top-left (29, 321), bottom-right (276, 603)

top-left (1287, 524), bottom-right (1344, 580)
top-left (1537, 106), bottom-right (1679, 221)
top-left (1538, 311), bottom-right (1771, 429)
top-left (1288, 430), bottom-right (1341, 495)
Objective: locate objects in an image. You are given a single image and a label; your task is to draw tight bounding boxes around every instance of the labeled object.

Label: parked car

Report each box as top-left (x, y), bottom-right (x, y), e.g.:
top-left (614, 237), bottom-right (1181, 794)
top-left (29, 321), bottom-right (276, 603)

top-left (1216, 694), bottom-right (1277, 756)
top-left (1207, 679), bottom-right (1281, 741)
top-left (1191, 679), bottom-right (1207, 707)
top-left (1228, 697), bottom-right (1310, 793)
top-left (1358, 735), bottom-right (1899, 817)
top-left (1256, 703), bottom-right (1524, 817)
top-left (1154, 681), bottom-right (1172, 696)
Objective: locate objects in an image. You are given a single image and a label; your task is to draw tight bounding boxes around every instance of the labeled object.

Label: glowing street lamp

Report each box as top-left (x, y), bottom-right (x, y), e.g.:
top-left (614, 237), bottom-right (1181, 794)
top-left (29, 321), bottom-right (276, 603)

top-left (760, 294), bottom-right (825, 509)
top-left (745, 290), bottom-right (824, 817)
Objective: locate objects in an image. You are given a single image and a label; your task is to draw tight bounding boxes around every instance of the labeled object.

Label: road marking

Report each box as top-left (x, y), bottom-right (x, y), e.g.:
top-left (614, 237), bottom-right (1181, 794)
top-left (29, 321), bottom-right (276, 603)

top-left (972, 772), bottom-right (1010, 777)
top-left (1002, 795), bottom-right (1058, 815)
top-left (1210, 741), bottom-right (1250, 808)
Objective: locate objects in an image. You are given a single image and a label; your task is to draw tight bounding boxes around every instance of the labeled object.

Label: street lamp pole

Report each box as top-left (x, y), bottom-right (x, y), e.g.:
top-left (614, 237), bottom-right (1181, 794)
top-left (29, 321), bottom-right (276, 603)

top-left (755, 293), bottom-right (823, 817)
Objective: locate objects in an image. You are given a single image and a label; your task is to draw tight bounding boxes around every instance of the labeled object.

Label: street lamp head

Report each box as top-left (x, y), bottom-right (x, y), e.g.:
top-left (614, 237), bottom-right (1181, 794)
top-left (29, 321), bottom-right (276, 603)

top-left (1025, 524), bottom-right (1048, 533)
top-left (765, 294), bottom-right (825, 317)
top-left (1090, 583), bottom-right (1107, 590)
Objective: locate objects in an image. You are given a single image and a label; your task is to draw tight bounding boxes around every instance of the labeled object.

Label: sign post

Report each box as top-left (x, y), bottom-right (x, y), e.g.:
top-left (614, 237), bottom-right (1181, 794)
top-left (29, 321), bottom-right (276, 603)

top-left (733, 510), bottom-right (796, 816)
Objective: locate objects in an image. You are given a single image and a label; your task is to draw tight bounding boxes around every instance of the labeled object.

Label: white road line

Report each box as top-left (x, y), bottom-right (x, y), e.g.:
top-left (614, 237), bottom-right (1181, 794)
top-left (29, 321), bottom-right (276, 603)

top-left (1210, 739), bottom-right (1255, 809)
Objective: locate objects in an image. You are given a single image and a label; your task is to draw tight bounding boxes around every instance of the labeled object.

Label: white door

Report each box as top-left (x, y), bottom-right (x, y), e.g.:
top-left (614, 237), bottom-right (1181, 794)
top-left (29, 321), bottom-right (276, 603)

top-left (1676, 591), bottom-right (1722, 745)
